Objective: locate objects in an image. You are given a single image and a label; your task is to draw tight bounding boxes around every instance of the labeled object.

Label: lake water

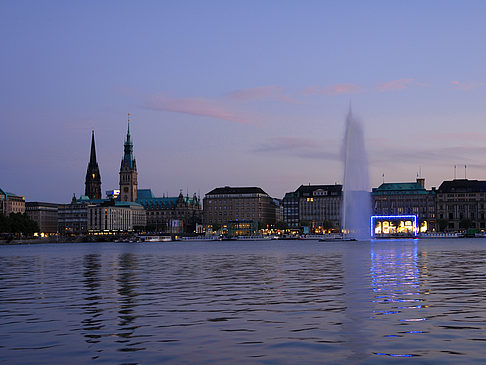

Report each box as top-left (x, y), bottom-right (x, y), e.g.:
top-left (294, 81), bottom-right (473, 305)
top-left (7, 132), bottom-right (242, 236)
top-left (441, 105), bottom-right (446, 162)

top-left (1, 239), bottom-right (486, 364)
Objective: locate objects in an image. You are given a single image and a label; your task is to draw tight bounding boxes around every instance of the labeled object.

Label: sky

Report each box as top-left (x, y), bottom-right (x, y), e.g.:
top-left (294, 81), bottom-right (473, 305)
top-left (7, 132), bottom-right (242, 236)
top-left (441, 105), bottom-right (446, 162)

top-left (2, 0), bottom-right (486, 203)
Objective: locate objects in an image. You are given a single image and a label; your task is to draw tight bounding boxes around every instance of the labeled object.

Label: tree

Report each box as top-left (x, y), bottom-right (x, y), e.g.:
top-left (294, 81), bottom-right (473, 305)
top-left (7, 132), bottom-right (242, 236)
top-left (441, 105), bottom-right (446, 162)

top-left (4, 213), bottom-right (39, 236)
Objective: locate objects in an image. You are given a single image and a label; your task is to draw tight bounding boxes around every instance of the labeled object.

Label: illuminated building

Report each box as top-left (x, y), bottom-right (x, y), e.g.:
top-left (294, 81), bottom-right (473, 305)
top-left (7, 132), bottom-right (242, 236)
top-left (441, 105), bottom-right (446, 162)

top-left (372, 178), bottom-right (435, 233)
top-left (137, 189), bottom-right (202, 234)
top-left (283, 184), bottom-right (342, 232)
top-left (436, 179), bottom-right (486, 231)
top-left (371, 215), bottom-right (418, 238)
top-left (0, 188), bottom-right (25, 215)
top-left (87, 201), bottom-right (146, 233)
top-left (203, 186), bottom-right (276, 227)
top-left (25, 202), bottom-right (58, 234)
top-left (228, 220), bottom-right (258, 236)
top-left (84, 131), bottom-right (102, 199)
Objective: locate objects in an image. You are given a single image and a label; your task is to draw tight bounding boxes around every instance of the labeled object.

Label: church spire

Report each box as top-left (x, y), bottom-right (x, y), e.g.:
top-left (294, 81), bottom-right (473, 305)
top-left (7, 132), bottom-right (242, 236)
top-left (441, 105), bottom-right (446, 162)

top-left (119, 114), bottom-right (138, 202)
top-left (85, 130), bottom-right (102, 199)
top-left (89, 130), bottom-right (97, 163)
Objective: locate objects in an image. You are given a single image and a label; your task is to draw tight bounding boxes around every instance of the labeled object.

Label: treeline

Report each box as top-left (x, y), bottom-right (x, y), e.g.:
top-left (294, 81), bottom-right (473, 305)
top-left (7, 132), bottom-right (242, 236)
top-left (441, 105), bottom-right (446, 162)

top-left (0, 213), bottom-right (39, 235)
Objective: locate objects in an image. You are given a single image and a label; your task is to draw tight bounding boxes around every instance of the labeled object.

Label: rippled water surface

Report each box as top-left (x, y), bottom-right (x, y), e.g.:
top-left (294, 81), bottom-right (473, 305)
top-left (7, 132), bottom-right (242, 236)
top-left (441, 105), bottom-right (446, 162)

top-left (2, 239), bottom-right (486, 364)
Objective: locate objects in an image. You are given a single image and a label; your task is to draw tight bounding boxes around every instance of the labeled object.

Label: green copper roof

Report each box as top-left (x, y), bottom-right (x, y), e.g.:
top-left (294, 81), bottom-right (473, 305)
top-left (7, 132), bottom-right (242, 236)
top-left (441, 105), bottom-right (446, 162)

top-left (372, 182), bottom-right (433, 195)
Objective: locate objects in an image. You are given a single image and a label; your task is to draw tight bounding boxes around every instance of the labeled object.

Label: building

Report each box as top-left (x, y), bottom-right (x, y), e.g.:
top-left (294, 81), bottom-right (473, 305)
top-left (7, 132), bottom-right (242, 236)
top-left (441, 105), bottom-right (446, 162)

top-left (137, 189), bottom-right (202, 234)
top-left (283, 184), bottom-right (342, 232)
top-left (436, 179), bottom-right (486, 231)
top-left (297, 184), bottom-right (342, 233)
top-left (58, 195), bottom-right (89, 235)
top-left (228, 220), bottom-right (258, 237)
top-left (85, 131), bottom-right (102, 199)
top-left (273, 198), bottom-right (283, 223)
top-left (87, 201), bottom-right (146, 233)
top-left (119, 118), bottom-right (138, 202)
top-left (0, 188), bottom-right (26, 215)
top-left (372, 178), bottom-right (436, 233)
top-left (25, 202), bottom-right (58, 234)
top-left (282, 191), bottom-right (300, 228)
top-left (203, 186), bottom-right (276, 227)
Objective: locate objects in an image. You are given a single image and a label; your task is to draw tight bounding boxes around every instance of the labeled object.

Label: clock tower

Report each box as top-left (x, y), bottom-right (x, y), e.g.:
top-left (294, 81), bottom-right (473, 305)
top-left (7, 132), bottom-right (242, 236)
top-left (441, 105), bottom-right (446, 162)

top-left (119, 115), bottom-right (138, 202)
top-left (85, 130), bottom-right (102, 199)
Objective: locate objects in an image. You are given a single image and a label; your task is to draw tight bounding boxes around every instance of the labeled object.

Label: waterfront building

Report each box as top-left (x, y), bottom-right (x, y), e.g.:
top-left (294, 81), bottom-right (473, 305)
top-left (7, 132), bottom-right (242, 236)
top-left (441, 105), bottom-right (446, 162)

top-left (282, 191), bottom-right (300, 228)
top-left (84, 131), bottom-right (102, 199)
top-left (137, 189), bottom-right (202, 234)
top-left (372, 178), bottom-right (436, 233)
top-left (436, 179), bottom-right (486, 231)
top-left (25, 202), bottom-right (58, 234)
top-left (297, 184), bottom-right (342, 233)
top-left (228, 220), bottom-right (258, 237)
top-left (273, 198), bottom-right (284, 224)
top-left (87, 201), bottom-right (146, 233)
top-left (203, 186), bottom-right (276, 227)
top-left (119, 119), bottom-right (138, 202)
top-left (283, 184), bottom-right (342, 232)
top-left (58, 195), bottom-right (89, 235)
top-left (0, 188), bottom-right (26, 215)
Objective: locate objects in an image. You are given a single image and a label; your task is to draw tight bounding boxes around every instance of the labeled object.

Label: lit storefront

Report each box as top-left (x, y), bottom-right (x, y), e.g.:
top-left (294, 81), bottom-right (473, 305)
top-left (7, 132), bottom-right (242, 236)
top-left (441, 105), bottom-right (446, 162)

top-left (371, 215), bottom-right (418, 238)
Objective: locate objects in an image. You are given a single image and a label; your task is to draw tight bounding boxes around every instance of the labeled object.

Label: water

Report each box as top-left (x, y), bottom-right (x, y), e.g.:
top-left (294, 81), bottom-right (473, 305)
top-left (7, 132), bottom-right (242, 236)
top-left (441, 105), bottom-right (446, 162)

top-left (2, 239), bottom-right (486, 364)
top-left (342, 109), bottom-right (372, 239)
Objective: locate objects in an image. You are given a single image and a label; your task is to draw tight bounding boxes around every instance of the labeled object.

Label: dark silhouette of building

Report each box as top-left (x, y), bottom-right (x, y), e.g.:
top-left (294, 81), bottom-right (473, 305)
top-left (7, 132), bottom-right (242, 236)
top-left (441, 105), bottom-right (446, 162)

top-left (84, 131), bottom-right (102, 199)
top-left (119, 117), bottom-right (138, 202)
top-left (436, 179), bottom-right (486, 231)
top-left (25, 202), bottom-right (58, 234)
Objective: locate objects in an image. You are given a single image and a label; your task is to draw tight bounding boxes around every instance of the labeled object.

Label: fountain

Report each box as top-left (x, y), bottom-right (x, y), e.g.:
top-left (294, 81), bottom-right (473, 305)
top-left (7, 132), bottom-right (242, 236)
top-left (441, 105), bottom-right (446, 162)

top-left (342, 107), bottom-right (372, 240)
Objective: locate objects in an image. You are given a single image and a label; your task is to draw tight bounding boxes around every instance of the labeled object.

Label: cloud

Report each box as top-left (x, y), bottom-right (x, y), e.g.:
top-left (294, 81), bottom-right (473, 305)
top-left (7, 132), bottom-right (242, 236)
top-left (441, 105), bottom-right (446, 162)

top-left (303, 83), bottom-right (361, 95)
top-left (450, 80), bottom-right (482, 91)
top-left (377, 78), bottom-right (415, 91)
top-left (145, 94), bottom-right (253, 125)
top-left (369, 142), bottom-right (486, 166)
top-left (254, 136), bottom-right (339, 160)
top-left (225, 85), bottom-right (298, 103)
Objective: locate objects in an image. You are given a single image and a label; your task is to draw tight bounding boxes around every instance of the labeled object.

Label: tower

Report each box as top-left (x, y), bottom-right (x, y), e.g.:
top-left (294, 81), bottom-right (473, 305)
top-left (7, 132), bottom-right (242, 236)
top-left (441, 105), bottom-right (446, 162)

top-left (85, 130), bottom-right (102, 199)
top-left (119, 115), bottom-right (138, 202)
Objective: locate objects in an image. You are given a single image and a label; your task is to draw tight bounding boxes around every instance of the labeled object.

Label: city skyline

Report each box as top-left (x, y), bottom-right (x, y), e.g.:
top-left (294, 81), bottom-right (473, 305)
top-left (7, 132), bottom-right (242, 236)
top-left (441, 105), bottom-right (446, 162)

top-left (2, 1), bottom-right (486, 202)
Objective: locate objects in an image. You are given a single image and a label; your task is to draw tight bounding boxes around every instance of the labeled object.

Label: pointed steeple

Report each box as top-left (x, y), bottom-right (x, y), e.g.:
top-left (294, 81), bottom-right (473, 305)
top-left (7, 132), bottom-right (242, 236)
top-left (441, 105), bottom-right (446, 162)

top-left (85, 130), bottom-right (102, 199)
top-left (122, 113), bottom-right (135, 169)
top-left (119, 114), bottom-right (138, 202)
top-left (89, 130), bottom-right (97, 163)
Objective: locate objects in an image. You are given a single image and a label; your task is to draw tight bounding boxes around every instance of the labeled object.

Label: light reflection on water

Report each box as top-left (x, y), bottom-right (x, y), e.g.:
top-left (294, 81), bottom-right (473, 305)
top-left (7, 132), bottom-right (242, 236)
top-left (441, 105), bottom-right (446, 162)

top-left (1, 239), bottom-right (486, 364)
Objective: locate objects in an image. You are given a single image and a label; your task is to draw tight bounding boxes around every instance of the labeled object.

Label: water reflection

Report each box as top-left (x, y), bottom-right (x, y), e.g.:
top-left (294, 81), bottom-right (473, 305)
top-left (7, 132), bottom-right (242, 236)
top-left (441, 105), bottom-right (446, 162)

top-left (116, 253), bottom-right (144, 352)
top-left (81, 254), bottom-right (104, 360)
top-left (369, 240), bottom-right (425, 358)
top-left (2, 241), bottom-right (486, 363)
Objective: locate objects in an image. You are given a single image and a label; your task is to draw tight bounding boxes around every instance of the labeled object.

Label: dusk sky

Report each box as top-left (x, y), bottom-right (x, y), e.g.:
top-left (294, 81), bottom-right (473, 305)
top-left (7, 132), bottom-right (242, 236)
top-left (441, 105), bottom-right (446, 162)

top-left (2, 1), bottom-right (486, 203)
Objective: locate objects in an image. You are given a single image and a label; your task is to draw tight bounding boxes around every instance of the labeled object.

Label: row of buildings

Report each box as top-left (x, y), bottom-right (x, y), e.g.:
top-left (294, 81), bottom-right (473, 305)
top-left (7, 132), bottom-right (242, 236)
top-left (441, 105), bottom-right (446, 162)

top-left (3, 117), bottom-right (486, 235)
top-left (6, 176), bottom-right (486, 236)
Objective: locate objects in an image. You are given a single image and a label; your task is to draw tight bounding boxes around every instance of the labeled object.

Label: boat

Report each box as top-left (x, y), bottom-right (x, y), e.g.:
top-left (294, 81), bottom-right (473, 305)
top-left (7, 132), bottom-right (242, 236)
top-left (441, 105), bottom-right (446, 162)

top-left (140, 235), bottom-right (172, 242)
top-left (319, 235), bottom-right (356, 242)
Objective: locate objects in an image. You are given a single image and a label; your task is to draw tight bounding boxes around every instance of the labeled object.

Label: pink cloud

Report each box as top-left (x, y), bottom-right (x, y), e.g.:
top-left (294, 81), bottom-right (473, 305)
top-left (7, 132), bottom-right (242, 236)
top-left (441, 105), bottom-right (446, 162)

top-left (377, 78), bottom-right (415, 91)
top-left (146, 95), bottom-right (253, 125)
top-left (225, 85), bottom-right (298, 103)
top-left (303, 83), bottom-right (361, 95)
top-left (450, 80), bottom-right (482, 91)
